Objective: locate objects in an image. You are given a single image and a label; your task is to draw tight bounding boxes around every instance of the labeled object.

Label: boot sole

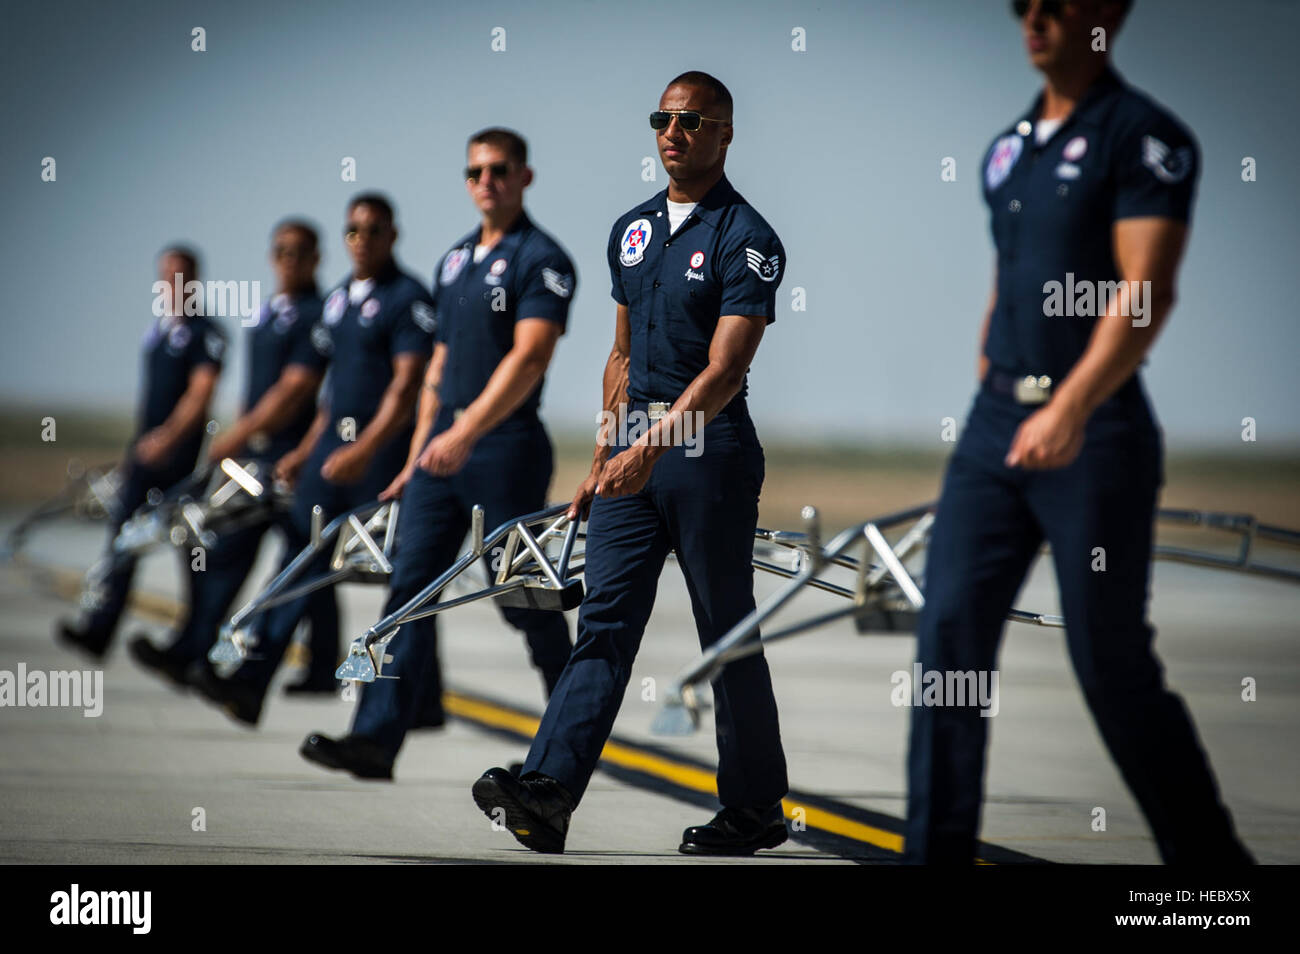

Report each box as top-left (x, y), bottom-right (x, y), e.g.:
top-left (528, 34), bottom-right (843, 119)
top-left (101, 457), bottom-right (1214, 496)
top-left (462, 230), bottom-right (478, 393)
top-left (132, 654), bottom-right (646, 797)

top-left (472, 775), bottom-right (565, 854)
top-left (678, 826), bottom-right (789, 856)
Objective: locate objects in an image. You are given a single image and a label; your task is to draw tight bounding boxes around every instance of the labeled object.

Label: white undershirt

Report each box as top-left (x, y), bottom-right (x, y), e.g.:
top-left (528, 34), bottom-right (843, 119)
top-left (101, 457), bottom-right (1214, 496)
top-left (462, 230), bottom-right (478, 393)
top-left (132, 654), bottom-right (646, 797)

top-left (667, 199), bottom-right (697, 234)
top-left (473, 243), bottom-right (490, 264)
top-left (1035, 118), bottom-right (1064, 145)
top-left (348, 277), bottom-right (375, 304)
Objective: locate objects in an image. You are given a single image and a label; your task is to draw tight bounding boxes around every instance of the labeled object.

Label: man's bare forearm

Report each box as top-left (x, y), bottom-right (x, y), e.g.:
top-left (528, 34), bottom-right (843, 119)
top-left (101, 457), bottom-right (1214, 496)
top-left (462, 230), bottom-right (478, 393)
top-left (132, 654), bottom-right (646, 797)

top-left (405, 377), bottom-right (440, 467)
top-left (1052, 292), bottom-right (1173, 420)
top-left (224, 371), bottom-right (320, 451)
top-left (457, 348), bottom-right (551, 443)
top-left (354, 364), bottom-right (423, 457)
top-left (292, 405), bottom-right (330, 460)
top-left (590, 344), bottom-right (630, 474)
top-left (155, 375), bottom-right (216, 454)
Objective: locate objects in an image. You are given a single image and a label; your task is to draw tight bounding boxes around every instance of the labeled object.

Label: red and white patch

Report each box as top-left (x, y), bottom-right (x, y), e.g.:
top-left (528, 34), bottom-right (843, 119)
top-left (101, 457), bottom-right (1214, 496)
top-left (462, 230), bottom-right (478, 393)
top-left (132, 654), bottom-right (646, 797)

top-left (689, 251), bottom-right (705, 269)
top-left (360, 298), bottom-right (380, 323)
top-left (490, 258), bottom-right (508, 276)
top-left (1063, 136), bottom-right (1088, 162)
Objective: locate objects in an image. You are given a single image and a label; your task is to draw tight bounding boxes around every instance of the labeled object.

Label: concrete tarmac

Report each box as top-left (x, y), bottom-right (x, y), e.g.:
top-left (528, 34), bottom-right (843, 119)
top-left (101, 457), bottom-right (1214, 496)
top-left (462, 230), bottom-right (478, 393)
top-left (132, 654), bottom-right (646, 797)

top-left (1, 512), bottom-right (1296, 864)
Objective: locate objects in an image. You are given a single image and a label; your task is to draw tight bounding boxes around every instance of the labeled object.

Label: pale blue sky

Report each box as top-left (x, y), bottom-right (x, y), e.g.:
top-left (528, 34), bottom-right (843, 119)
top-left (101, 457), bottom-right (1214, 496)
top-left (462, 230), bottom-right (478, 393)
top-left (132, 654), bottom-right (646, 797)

top-left (3, 0), bottom-right (1297, 449)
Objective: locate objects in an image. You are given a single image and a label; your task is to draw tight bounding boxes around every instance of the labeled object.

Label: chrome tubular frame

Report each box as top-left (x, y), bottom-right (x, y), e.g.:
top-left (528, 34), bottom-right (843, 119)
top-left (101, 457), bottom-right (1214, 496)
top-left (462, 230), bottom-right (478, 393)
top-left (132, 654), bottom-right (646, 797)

top-left (207, 498), bottom-right (399, 666)
top-left (650, 503), bottom-right (1300, 735)
top-left (333, 503), bottom-right (586, 684)
top-left (113, 459), bottom-right (286, 558)
top-left (2, 460), bottom-right (122, 561)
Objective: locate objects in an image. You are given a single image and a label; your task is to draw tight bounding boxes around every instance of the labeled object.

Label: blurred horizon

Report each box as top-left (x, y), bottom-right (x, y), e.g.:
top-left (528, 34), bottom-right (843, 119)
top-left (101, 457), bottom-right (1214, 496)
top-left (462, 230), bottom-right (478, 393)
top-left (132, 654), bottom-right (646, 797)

top-left (3, 0), bottom-right (1298, 451)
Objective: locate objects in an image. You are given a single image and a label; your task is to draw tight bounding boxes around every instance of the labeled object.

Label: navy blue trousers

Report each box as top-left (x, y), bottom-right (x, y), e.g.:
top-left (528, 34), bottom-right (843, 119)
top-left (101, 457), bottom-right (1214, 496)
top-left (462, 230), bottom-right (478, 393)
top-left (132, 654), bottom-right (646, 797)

top-left (351, 419), bottom-right (572, 758)
top-left (523, 402), bottom-right (789, 808)
top-left (81, 458), bottom-right (196, 654)
top-left (233, 432), bottom-right (408, 695)
top-left (904, 379), bottom-right (1251, 864)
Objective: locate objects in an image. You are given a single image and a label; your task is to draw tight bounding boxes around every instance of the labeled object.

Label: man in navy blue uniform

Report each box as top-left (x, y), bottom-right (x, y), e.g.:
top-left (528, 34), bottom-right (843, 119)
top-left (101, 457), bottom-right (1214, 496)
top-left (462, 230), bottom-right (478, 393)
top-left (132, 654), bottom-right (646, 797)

top-left (904, 0), bottom-right (1252, 864)
top-left (472, 72), bottom-right (790, 855)
top-left (58, 246), bottom-right (226, 658)
top-left (129, 220), bottom-right (331, 687)
top-left (194, 194), bottom-right (435, 725)
top-left (299, 128), bottom-right (576, 780)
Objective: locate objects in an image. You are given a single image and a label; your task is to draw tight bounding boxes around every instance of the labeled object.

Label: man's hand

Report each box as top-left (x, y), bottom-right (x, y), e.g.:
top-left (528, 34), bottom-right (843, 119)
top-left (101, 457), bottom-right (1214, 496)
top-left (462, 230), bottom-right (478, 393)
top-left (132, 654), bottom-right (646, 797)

top-left (207, 430), bottom-right (246, 464)
top-left (134, 428), bottom-right (172, 468)
top-left (596, 446), bottom-right (655, 498)
top-left (417, 424), bottom-right (476, 477)
top-left (567, 471), bottom-right (601, 522)
top-left (274, 448), bottom-right (308, 487)
top-left (321, 442), bottom-right (372, 485)
top-left (379, 464), bottom-right (415, 501)
top-left (1005, 401), bottom-right (1087, 470)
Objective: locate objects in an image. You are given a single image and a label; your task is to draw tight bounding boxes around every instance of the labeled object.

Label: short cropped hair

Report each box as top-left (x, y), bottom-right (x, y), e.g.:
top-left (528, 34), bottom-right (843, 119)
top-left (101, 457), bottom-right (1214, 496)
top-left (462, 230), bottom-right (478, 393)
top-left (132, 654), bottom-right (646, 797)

top-left (158, 244), bottom-right (200, 277)
top-left (346, 192), bottom-right (396, 225)
top-left (467, 127), bottom-right (528, 166)
top-left (665, 71), bottom-right (733, 120)
top-left (271, 218), bottom-right (320, 252)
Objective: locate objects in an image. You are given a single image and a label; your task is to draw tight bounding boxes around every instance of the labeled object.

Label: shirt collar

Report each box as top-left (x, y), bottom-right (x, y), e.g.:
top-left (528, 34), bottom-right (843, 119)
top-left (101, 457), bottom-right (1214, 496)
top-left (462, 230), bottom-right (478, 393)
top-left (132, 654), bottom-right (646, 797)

top-left (639, 174), bottom-right (739, 229)
top-left (469, 209), bottom-right (533, 250)
top-left (1017, 64), bottom-right (1125, 135)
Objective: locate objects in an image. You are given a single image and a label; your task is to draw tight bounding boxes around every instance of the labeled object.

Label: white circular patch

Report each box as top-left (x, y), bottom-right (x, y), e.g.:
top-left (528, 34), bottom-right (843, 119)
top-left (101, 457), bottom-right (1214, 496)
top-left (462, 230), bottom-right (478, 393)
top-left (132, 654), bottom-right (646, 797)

top-left (1063, 136), bottom-right (1088, 161)
top-left (985, 134), bottom-right (1024, 192)
top-left (167, 324), bottom-right (192, 353)
top-left (440, 247), bottom-right (470, 286)
top-left (1016, 120), bottom-right (1032, 137)
top-left (620, 218), bottom-right (652, 267)
top-left (324, 289), bottom-right (346, 325)
top-left (690, 251), bottom-right (705, 269)
top-left (490, 258), bottom-right (508, 276)
top-left (361, 298), bottom-right (380, 320)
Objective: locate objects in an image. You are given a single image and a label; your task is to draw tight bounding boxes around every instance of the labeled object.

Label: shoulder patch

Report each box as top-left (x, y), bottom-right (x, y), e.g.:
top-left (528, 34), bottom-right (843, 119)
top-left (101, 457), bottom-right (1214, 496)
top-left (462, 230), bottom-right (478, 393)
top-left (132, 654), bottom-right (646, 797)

top-left (541, 267), bottom-right (573, 298)
top-left (744, 248), bottom-right (780, 283)
top-left (411, 300), bottom-right (437, 332)
top-left (1141, 134), bottom-right (1194, 184)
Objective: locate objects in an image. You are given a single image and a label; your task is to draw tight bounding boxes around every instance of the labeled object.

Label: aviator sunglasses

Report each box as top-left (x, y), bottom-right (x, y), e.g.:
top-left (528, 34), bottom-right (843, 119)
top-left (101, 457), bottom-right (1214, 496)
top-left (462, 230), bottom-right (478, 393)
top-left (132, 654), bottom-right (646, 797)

top-left (649, 109), bottom-right (730, 132)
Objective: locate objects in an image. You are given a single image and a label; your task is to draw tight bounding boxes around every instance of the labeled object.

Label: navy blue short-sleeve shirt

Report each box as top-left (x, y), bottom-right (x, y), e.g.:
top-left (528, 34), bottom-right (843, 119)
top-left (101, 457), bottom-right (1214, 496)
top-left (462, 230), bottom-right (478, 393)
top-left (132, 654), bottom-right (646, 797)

top-left (430, 211), bottom-right (576, 426)
top-left (981, 67), bottom-right (1199, 383)
top-left (317, 260), bottom-right (435, 430)
top-left (137, 313), bottom-right (227, 470)
top-left (243, 289), bottom-right (329, 460)
top-left (607, 175), bottom-right (785, 402)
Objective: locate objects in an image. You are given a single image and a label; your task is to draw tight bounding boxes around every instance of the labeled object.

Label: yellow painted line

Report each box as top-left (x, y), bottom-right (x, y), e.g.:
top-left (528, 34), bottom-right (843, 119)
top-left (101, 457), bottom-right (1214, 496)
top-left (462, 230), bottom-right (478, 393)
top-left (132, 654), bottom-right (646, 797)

top-left (31, 561), bottom-right (998, 860)
top-left (446, 689), bottom-right (909, 855)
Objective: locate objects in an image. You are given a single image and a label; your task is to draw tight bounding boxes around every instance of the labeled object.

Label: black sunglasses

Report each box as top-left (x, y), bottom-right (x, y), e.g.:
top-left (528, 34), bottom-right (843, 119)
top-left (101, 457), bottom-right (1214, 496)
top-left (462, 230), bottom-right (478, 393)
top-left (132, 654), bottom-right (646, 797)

top-left (465, 162), bottom-right (513, 182)
top-left (649, 110), bottom-right (730, 132)
top-left (344, 223), bottom-right (387, 241)
top-left (272, 244), bottom-right (312, 260)
top-left (1012, 0), bottom-right (1071, 18)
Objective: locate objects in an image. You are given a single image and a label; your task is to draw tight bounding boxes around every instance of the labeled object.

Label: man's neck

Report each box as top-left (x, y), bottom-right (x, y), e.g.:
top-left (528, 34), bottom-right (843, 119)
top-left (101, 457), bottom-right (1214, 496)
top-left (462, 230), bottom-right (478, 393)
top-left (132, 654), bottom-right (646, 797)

top-left (667, 164), bottom-right (725, 203)
top-left (352, 259), bottom-right (390, 283)
top-left (1039, 57), bottom-right (1109, 122)
top-left (479, 207), bottom-right (524, 250)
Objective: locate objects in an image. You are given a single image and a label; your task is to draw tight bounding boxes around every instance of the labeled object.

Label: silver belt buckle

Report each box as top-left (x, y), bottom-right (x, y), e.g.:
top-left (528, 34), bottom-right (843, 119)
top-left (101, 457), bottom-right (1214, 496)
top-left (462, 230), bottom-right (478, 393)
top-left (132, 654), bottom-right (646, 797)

top-left (1014, 375), bottom-right (1053, 405)
top-left (647, 401), bottom-right (670, 422)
